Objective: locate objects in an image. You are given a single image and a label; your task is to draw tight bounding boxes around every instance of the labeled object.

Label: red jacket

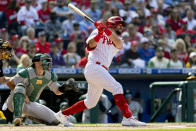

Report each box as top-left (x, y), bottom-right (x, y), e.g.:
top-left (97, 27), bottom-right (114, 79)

top-left (166, 19), bottom-right (184, 31)
top-left (71, 0), bottom-right (90, 9)
top-left (35, 41), bottom-right (50, 53)
top-left (176, 28), bottom-right (195, 36)
top-left (38, 8), bottom-right (50, 23)
top-left (6, 9), bottom-right (17, 24)
top-left (15, 47), bottom-right (28, 58)
top-left (0, 0), bottom-right (10, 12)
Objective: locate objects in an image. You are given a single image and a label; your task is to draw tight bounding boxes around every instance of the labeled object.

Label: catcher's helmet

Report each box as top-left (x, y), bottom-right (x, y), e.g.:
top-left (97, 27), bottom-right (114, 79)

top-left (32, 53), bottom-right (52, 71)
top-left (106, 16), bottom-right (125, 29)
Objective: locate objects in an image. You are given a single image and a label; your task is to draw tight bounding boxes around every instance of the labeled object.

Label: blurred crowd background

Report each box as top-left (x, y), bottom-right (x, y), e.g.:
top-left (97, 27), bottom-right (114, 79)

top-left (1, 0), bottom-right (196, 124)
top-left (1, 0), bottom-right (196, 69)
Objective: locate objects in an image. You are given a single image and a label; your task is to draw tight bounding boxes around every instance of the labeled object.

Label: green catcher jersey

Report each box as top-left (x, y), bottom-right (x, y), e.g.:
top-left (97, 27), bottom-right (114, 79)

top-left (13, 67), bottom-right (60, 102)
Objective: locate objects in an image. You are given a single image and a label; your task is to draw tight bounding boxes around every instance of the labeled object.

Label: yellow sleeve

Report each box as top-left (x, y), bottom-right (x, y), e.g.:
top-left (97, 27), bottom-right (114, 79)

top-left (186, 62), bottom-right (191, 68)
top-left (0, 111), bottom-right (6, 119)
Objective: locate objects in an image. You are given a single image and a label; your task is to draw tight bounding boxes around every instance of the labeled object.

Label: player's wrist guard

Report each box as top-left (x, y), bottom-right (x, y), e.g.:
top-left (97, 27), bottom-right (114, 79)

top-left (93, 33), bottom-right (102, 42)
top-left (58, 78), bottom-right (79, 93)
top-left (104, 28), bottom-right (112, 36)
top-left (0, 60), bottom-right (4, 77)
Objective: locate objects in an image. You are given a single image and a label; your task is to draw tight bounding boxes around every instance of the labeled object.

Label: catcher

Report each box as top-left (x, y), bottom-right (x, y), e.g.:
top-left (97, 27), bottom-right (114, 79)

top-left (0, 52), bottom-right (78, 126)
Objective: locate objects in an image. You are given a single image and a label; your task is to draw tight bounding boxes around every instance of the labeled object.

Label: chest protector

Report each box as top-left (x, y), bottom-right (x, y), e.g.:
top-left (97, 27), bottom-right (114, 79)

top-left (25, 67), bottom-right (52, 102)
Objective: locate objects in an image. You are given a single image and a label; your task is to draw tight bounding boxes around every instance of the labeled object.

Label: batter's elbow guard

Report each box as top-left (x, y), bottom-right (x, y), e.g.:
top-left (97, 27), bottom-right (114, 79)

top-left (58, 78), bottom-right (79, 93)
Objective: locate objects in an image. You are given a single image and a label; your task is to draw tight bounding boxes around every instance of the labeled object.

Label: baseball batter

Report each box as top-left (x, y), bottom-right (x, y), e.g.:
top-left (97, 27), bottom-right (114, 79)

top-left (0, 53), bottom-right (77, 126)
top-left (56, 16), bottom-right (146, 126)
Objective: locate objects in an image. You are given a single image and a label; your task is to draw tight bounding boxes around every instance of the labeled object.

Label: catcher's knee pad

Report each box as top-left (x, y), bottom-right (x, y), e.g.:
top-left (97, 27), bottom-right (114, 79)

top-left (112, 82), bottom-right (123, 95)
top-left (14, 83), bottom-right (26, 95)
top-left (84, 99), bottom-right (97, 109)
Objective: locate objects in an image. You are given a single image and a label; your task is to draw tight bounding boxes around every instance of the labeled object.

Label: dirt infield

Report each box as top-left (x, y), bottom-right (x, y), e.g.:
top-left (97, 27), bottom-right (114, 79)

top-left (1, 123), bottom-right (196, 131)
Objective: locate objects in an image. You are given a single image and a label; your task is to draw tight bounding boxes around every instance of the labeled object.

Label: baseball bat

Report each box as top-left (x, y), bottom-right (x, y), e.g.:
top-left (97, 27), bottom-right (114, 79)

top-left (68, 3), bottom-right (95, 23)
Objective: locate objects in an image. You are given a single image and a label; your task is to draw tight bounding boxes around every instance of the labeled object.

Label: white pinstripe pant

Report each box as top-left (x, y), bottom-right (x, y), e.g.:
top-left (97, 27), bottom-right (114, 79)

top-left (84, 63), bottom-right (123, 109)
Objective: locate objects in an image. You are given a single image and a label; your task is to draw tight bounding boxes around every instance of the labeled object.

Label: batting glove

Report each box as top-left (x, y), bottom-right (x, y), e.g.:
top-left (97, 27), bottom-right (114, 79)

top-left (94, 21), bottom-right (112, 36)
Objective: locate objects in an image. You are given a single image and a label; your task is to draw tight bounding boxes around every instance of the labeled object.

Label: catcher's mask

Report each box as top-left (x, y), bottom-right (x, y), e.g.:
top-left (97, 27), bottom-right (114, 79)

top-left (32, 53), bottom-right (52, 71)
top-left (0, 39), bottom-right (12, 59)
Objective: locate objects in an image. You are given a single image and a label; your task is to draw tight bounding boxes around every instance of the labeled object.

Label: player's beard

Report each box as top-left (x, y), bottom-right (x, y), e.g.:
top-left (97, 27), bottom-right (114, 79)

top-left (115, 30), bottom-right (122, 35)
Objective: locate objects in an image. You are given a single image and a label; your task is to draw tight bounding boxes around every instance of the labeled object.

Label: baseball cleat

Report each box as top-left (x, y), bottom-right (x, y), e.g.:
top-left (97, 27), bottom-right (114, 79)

top-left (121, 117), bottom-right (146, 126)
top-left (13, 117), bottom-right (22, 126)
top-left (55, 111), bottom-right (74, 127)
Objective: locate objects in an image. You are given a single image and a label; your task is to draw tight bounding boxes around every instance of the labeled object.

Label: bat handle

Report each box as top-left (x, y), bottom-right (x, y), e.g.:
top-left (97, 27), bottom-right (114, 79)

top-left (84, 16), bottom-right (94, 23)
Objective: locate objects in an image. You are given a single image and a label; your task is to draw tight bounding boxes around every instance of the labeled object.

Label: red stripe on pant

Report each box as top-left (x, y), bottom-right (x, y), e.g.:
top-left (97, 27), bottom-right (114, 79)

top-left (114, 94), bottom-right (132, 118)
top-left (62, 100), bottom-right (87, 116)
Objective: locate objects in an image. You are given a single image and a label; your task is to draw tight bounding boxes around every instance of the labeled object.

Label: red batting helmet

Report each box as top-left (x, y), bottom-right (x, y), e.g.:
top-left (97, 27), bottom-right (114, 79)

top-left (106, 16), bottom-right (125, 29)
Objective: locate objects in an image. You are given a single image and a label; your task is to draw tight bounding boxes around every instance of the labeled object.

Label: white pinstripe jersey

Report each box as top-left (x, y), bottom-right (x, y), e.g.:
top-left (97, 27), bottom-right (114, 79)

top-left (86, 29), bottom-right (120, 68)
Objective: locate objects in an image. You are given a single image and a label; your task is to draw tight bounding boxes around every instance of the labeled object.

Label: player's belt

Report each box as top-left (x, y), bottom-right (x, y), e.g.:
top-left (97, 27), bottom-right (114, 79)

top-left (96, 61), bottom-right (108, 71)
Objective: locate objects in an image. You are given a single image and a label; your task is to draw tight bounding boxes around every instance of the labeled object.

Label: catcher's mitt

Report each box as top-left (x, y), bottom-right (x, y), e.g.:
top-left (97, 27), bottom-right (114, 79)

top-left (58, 78), bottom-right (79, 93)
top-left (0, 39), bottom-right (12, 59)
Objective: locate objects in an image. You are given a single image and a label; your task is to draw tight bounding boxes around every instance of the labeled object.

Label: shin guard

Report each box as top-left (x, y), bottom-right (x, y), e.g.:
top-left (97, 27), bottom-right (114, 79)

top-left (13, 93), bottom-right (25, 118)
